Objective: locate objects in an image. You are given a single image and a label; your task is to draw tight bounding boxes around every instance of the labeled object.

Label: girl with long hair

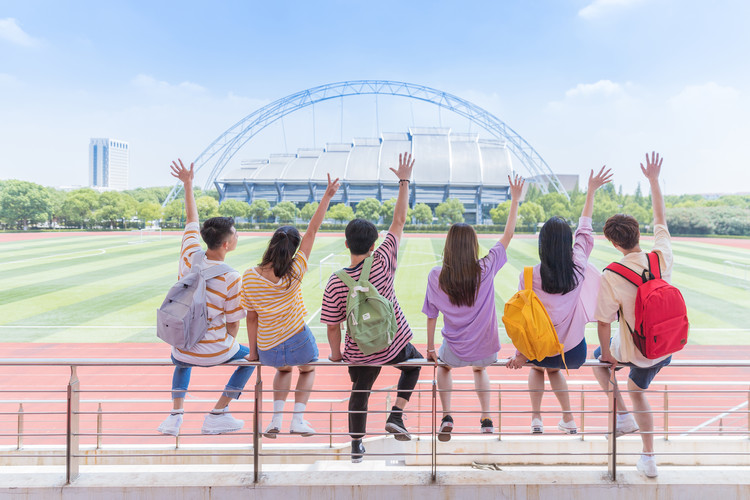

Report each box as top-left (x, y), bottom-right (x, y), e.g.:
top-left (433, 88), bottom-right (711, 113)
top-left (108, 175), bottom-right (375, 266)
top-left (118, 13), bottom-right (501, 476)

top-left (507, 167), bottom-right (612, 434)
top-left (423, 175), bottom-right (524, 441)
top-left (241, 174), bottom-right (339, 438)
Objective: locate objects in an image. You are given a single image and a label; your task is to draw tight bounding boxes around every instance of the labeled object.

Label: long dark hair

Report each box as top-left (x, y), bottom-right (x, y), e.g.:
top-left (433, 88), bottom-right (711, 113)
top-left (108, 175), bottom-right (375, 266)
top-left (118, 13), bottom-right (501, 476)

top-left (439, 223), bottom-right (482, 307)
top-left (538, 217), bottom-right (582, 295)
top-left (259, 225), bottom-right (302, 287)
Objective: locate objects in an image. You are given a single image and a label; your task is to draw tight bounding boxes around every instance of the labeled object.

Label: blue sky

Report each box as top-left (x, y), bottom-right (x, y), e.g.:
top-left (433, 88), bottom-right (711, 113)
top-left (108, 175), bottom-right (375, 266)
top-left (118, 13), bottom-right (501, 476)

top-left (1, 0), bottom-right (749, 194)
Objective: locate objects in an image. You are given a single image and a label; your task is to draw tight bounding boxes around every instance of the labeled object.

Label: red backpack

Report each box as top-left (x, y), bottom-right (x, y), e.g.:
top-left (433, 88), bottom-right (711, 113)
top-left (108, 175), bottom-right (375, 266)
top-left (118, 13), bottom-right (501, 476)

top-left (605, 252), bottom-right (689, 359)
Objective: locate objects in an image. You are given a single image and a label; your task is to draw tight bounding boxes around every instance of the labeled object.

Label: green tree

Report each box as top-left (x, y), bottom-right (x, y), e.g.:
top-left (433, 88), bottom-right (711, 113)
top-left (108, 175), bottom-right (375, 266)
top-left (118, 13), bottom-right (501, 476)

top-left (489, 201), bottom-right (511, 225)
top-left (248, 199), bottom-right (271, 222)
top-left (96, 191), bottom-right (137, 229)
top-left (219, 199), bottom-right (251, 219)
top-left (196, 196), bottom-right (220, 219)
top-left (435, 198), bottom-right (465, 224)
top-left (519, 201), bottom-right (545, 230)
top-left (591, 198), bottom-right (620, 230)
top-left (300, 202), bottom-right (318, 222)
top-left (622, 202), bottom-right (651, 225)
top-left (412, 203), bottom-right (433, 224)
top-left (538, 192), bottom-right (570, 219)
top-left (326, 203), bottom-right (354, 222)
top-left (138, 201), bottom-right (163, 225)
top-left (163, 199), bottom-right (185, 224)
top-left (0, 180), bottom-right (51, 230)
top-left (46, 187), bottom-right (67, 227)
top-left (60, 188), bottom-right (99, 228)
top-left (380, 198), bottom-right (397, 225)
top-left (272, 201), bottom-right (299, 223)
top-left (355, 198), bottom-right (382, 222)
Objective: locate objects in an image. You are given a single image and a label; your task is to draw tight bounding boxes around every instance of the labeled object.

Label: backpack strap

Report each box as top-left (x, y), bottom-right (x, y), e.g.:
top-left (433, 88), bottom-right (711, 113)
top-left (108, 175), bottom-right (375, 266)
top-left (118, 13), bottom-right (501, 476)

top-left (201, 262), bottom-right (234, 280)
top-left (359, 256), bottom-right (374, 285)
top-left (523, 267), bottom-right (533, 291)
top-left (335, 269), bottom-right (358, 290)
top-left (647, 252), bottom-right (662, 280)
top-left (604, 262), bottom-right (643, 287)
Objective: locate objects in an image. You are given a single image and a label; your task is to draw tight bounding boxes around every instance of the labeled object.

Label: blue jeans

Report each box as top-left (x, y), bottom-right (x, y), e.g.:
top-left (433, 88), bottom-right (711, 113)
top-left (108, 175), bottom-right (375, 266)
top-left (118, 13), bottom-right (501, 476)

top-left (530, 338), bottom-right (587, 370)
top-left (171, 344), bottom-right (255, 400)
top-left (593, 345), bottom-right (672, 390)
top-left (257, 324), bottom-right (319, 367)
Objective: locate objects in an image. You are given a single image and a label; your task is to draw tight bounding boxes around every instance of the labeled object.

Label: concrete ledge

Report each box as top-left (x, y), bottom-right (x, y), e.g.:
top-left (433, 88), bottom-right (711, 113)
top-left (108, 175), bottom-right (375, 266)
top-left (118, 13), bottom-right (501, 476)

top-left (2, 464), bottom-right (750, 499)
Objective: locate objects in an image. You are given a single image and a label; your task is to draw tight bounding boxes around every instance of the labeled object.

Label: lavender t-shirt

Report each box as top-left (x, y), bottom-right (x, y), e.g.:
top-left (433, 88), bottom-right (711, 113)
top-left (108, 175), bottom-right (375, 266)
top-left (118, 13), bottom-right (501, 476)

top-left (422, 241), bottom-right (506, 361)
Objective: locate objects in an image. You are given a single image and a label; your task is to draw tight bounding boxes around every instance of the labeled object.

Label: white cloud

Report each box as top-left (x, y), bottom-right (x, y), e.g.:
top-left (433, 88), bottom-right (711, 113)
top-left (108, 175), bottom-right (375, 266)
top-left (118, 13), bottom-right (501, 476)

top-left (0, 18), bottom-right (40, 47)
top-left (131, 74), bottom-right (207, 94)
top-left (564, 79), bottom-right (624, 99)
top-left (578, 0), bottom-right (647, 20)
top-left (668, 82), bottom-right (741, 112)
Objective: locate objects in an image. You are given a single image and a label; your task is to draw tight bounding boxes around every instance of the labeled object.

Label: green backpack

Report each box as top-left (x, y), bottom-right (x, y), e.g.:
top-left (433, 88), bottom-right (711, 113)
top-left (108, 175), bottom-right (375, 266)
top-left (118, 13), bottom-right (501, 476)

top-left (335, 256), bottom-right (397, 355)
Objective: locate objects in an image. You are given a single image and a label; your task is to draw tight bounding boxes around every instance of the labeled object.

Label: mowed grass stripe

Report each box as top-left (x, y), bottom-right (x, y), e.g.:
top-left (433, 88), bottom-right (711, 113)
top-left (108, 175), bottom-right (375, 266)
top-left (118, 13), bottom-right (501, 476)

top-left (0, 235), bottom-right (137, 260)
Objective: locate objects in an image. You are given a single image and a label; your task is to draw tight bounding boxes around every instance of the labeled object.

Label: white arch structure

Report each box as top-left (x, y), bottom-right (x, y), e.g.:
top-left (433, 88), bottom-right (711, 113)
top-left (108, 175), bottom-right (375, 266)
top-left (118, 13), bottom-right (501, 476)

top-left (165, 80), bottom-right (567, 204)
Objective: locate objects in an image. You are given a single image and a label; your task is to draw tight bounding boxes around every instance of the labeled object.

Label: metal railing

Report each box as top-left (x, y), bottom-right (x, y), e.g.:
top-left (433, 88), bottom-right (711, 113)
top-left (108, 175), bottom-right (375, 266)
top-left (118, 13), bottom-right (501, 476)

top-left (0, 358), bottom-right (748, 484)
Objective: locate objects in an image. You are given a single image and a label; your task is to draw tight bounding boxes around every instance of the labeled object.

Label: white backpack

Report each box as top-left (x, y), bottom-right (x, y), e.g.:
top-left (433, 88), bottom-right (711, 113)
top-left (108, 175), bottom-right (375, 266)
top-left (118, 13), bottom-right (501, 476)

top-left (156, 254), bottom-right (233, 351)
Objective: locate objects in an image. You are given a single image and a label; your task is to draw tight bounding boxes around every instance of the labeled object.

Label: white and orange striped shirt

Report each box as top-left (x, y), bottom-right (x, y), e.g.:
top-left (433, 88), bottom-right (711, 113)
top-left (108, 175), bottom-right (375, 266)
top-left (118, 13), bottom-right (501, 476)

top-left (171, 222), bottom-right (245, 366)
top-left (241, 252), bottom-right (308, 351)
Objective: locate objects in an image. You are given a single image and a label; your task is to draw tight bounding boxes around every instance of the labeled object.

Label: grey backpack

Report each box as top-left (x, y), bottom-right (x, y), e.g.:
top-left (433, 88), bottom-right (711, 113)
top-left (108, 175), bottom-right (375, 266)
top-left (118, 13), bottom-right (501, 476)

top-left (156, 254), bottom-right (233, 351)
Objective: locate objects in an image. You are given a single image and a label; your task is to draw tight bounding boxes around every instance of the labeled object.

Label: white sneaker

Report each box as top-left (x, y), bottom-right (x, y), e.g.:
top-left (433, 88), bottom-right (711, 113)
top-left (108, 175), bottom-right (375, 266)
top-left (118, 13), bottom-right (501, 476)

top-left (636, 455), bottom-right (658, 478)
top-left (157, 412), bottom-right (183, 436)
top-left (290, 419), bottom-right (316, 436)
top-left (557, 418), bottom-right (578, 435)
top-left (531, 418), bottom-right (544, 434)
top-left (616, 414), bottom-right (639, 437)
top-left (201, 410), bottom-right (243, 435)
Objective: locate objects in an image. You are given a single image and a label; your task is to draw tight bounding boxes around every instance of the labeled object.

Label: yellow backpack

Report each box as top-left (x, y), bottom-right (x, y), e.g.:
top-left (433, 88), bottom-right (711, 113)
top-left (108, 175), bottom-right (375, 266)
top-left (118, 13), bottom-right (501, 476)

top-left (502, 267), bottom-right (567, 372)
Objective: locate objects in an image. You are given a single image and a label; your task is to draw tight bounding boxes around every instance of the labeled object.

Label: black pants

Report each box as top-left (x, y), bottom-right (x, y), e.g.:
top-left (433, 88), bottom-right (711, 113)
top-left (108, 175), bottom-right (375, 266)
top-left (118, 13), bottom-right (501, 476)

top-left (347, 343), bottom-right (422, 439)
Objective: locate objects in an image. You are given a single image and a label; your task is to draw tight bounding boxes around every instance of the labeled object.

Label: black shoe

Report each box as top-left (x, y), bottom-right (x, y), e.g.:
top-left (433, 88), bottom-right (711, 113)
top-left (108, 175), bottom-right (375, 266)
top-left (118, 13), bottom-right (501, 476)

top-left (438, 415), bottom-right (454, 442)
top-left (385, 410), bottom-right (412, 441)
top-left (351, 439), bottom-right (365, 463)
top-left (480, 418), bottom-right (494, 434)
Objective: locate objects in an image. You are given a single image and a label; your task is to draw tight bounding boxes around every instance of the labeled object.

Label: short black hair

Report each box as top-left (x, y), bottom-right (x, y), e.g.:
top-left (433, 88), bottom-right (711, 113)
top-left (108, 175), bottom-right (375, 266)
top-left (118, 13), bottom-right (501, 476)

top-left (201, 217), bottom-right (235, 250)
top-left (345, 218), bottom-right (378, 255)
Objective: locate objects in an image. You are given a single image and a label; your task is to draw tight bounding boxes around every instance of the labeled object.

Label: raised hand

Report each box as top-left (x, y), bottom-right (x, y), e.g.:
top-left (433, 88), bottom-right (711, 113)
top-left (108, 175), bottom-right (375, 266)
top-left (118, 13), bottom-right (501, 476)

top-left (506, 353), bottom-right (528, 370)
top-left (507, 174), bottom-right (525, 201)
top-left (324, 173), bottom-right (340, 199)
top-left (389, 152), bottom-right (415, 181)
top-left (170, 159), bottom-right (194, 185)
top-left (588, 166), bottom-right (614, 192)
top-left (640, 151), bottom-right (663, 181)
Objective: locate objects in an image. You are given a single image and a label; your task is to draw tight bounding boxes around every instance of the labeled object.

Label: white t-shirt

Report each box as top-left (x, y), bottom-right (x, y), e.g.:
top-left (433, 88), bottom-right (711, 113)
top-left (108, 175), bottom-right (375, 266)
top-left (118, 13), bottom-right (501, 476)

top-left (595, 224), bottom-right (673, 367)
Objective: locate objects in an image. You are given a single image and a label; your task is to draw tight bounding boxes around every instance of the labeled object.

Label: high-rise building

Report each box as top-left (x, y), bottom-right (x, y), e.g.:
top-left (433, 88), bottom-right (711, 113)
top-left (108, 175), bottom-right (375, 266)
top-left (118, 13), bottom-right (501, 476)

top-left (89, 138), bottom-right (129, 190)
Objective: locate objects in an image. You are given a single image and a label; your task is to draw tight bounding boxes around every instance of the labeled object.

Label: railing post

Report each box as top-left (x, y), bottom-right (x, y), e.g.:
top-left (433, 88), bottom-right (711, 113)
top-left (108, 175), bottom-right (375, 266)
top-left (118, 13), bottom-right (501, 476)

top-left (580, 386), bottom-right (585, 441)
top-left (66, 366), bottom-right (80, 484)
top-left (96, 403), bottom-right (103, 450)
top-left (329, 402), bottom-right (333, 448)
top-left (747, 385), bottom-right (749, 439)
top-left (253, 365), bottom-right (262, 484)
top-left (17, 403), bottom-right (23, 450)
top-left (664, 384), bottom-right (669, 441)
top-left (497, 383), bottom-right (502, 441)
top-left (431, 364), bottom-right (437, 483)
top-left (417, 390), bottom-right (422, 432)
top-left (607, 365), bottom-right (617, 481)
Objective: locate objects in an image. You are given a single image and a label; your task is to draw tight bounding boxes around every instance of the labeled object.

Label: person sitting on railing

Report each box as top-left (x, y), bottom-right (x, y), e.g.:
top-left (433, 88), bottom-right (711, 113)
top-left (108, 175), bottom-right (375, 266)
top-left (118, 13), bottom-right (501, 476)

top-left (592, 152), bottom-right (673, 479)
top-left (423, 175), bottom-right (525, 442)
top-left (240, 174), bottom-right (340, 439)
top-left (158, 159), bottom-right (254, 437)
top-left (506, 167), bottom-right (613, 435)
top-left (321, 152), bottom-right (422, 464)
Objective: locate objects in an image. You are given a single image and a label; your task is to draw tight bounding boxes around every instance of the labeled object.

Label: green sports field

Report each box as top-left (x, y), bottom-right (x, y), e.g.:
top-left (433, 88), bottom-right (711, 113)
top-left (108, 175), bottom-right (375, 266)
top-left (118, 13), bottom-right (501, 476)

top-left (0, 231), bottom-right (748, 345)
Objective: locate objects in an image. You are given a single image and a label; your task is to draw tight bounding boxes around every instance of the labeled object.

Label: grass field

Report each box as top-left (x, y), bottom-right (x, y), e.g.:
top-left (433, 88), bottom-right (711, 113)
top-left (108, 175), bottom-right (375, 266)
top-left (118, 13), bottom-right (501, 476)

top-left (0, 231), bottom-right (748, 345)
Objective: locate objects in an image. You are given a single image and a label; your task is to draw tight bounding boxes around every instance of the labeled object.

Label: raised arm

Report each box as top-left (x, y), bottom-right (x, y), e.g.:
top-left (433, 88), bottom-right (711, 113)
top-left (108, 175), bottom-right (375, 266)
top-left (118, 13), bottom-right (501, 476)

top-left (388, 152), bottom-right (415, 240)
top-left (641, 152), bottom-right (665, 226)
top-left (499, 174), bottom-right (525, 249)
top-left (299, 174), bottom-right (340, 258)
top-left (582, 166), bottom-right (613, 218)
top-left (170, 159), bottom-right (198, 224)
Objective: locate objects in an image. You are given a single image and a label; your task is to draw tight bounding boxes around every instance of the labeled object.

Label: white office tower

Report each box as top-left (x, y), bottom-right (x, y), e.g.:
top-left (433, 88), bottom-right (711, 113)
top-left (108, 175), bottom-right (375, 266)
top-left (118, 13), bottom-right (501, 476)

top-left (89, 138), bottom-right (129, 190)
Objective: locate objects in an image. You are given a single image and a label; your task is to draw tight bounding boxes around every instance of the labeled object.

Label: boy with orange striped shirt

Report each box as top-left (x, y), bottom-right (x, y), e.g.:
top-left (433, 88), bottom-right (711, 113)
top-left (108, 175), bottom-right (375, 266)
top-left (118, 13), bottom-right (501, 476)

top-left (157, 159), bottom-right (254, 437)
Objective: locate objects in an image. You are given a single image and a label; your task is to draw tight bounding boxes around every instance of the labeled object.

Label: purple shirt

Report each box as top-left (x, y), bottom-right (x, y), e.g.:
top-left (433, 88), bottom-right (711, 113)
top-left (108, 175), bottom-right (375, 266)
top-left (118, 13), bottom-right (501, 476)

top-left (518, 216), bottom-right (596, 352)
top-left (422, 241), bottom-right (507, 361)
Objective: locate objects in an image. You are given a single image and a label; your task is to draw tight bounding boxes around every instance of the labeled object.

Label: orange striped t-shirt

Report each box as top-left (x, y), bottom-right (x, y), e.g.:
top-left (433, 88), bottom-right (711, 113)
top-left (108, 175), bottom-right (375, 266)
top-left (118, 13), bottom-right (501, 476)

top-left (241, 252), bottom-right (308, 351)
top-left (171, 222), bottom-right (245, 366)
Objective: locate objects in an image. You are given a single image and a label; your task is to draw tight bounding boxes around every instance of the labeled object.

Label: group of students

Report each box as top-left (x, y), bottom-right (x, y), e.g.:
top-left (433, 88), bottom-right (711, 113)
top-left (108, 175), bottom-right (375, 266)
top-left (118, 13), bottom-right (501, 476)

top-left (158, 151), bottom-right (674, 478)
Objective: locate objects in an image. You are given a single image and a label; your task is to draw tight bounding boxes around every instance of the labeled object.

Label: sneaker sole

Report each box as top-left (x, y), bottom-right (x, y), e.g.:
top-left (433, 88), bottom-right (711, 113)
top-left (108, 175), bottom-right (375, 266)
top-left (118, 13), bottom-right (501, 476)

top-left (438, 423), bottom-right (453, 442)
top-left (558, 425), bottom-right (578, 435)
top-left (290, 430), bottom-right (314, 437)
top-left (201, 426), bottom-right (242, 435)
top-left (263, 428), bottom-right (280, 439)
top-left (385, 422), bottom-right (412, 441)
top-left (532, 428), bottom-right (544, 434)
top-left (481, 427), bottom-right (494, 434)
top-left (157, 427), bottom-right (179, 437)
top-left (351, 456), bottom-right (364, 463)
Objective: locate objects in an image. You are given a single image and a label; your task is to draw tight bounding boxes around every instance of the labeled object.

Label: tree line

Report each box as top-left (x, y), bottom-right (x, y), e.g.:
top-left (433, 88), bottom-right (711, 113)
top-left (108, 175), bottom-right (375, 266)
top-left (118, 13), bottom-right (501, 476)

top-left (1, 178), bottom-right (748, 235)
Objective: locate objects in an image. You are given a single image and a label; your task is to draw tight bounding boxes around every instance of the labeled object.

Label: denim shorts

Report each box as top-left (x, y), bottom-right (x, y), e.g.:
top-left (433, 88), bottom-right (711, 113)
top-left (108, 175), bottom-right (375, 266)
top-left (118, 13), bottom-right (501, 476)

top-left (258, 324), bottom-right (319, 368)
top-left (593, 345), bottom-right (672, 390)
top-left (438, 342), bottom-right (497, 368)
top-left (530, 338), bottom-right (587, 370)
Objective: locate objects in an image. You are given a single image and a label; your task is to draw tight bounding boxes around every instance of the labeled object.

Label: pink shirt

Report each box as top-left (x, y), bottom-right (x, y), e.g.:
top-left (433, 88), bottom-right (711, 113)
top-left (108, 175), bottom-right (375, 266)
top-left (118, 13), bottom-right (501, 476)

top-left (517, 217), bottom-right (598, 352)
